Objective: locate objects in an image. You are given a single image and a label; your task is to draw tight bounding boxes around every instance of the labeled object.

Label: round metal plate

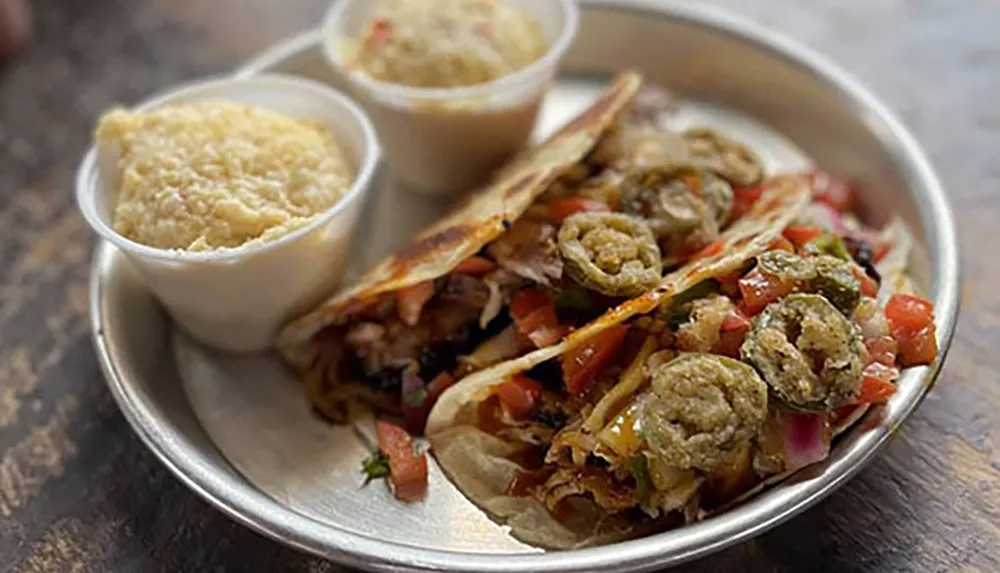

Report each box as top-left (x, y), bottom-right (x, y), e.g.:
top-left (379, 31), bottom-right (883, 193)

top-left (88, 1), bottom-right (959, 571)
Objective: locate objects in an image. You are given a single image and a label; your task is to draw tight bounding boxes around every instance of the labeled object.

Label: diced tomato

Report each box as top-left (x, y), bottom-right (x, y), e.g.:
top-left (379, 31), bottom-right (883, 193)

top-left (396, 281), bottom-right (436, 326)
top-left (849, 264), bottom-right (880, 298)
top-left (713, 330), bottom-right (744, 359)
top-left (807, 169), bottom-right (856, 213)
top-left (885, 294), bottom-right (937, 366)
top-left (721, 307), bottom-right (751, 332)
top-left (885, 294), bottom-right (935, 332)
top-left (453, 255), bottom-right (496, 276)
top-left (375, 421), bottom-right (428, 503)
top-left (857, 377), bottom-right (897, 404)
top-left (510, 289), bottom-right (550, 319)
top-left (864, 335), bottom-right (898, 367)
top-left (693, 238), bottom-right (724, 260)
top-left (855, 363), bottom-right (898, 404)
top-left (510, 289), bottom-right (562, 348)
top-left (494, 375), bottom-right (543, 419)
top-left (547, 198), bottom-right (611, 224)
top-left (562, 324), bottom-right (629, 395)
top-left (895, 326), bottom-right (938, 367)
top-left (782, 225), bottom-right (823, 251)
top-left (769, 236), bottom-right (795, 253)
top-left (729, 184), bottom-right (765, 221)
top-left (713, 307), bottom-right (751, 358)
top-left (717, 269), bottom-right (744, 298)
top-left (519, 311), bottom-right (563, 347)
top-left (832, 404), bottom-right (861, 426)
top-left (738, 268), bottom-right (796, 316)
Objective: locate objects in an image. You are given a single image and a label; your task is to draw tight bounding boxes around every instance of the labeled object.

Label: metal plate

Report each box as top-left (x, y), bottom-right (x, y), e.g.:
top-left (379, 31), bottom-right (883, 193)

top-left (88, 1), bottom-right (960, 571)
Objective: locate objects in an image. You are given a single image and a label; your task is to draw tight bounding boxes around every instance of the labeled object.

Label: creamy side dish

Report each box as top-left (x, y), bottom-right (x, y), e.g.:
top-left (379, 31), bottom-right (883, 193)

top-left (97, 101), bottom-right (354, 251)
top-left (346, 0), bottom-right (548, 89)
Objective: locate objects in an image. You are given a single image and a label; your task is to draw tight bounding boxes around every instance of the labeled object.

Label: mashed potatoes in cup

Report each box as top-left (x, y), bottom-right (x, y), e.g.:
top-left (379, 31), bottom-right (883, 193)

top-left (77, 75), bottom-right (379, 353)
top-left (98, 101), bottom-right (354, 252)
top-left (323, 0), bottom-right (578, 195)
top-left (345, 0), bottom-right (548, 89)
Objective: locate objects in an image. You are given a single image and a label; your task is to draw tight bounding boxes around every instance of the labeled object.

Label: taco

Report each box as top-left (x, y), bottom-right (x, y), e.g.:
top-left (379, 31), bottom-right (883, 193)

top-left (425, 176), bottom-right (939, 549)
top-left (277, 71), bottom-right (779, 433)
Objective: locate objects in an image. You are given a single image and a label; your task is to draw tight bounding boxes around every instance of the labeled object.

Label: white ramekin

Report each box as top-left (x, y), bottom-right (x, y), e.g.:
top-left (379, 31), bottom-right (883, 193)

top-left (76, 73), bottom-right (380, 353)
top-left (321, 0), bottom-right (578, 196)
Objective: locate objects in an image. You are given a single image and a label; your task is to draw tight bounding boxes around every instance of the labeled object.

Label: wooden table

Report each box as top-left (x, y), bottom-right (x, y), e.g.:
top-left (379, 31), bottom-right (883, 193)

top-left (1, 0), bottom-right (996, 571)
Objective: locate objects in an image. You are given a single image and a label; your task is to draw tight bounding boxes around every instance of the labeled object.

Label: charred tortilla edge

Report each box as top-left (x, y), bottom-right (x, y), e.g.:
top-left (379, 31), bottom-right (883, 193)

top-left (276, 71), bottom-right (644, 369)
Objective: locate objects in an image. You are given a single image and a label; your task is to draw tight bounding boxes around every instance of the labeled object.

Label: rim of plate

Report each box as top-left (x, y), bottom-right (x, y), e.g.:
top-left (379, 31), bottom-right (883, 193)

top-left (90, 0), bottom-right (960, 571)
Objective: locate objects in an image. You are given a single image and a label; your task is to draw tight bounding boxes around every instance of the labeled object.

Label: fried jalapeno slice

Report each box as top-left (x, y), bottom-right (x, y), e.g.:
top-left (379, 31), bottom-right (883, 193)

top-left (811, 255), bottom-right (862, 315)
top-left (755, 251), bottom-right (862, 316)
top-left (757, 250), bottom-right (817, 282)
top-left (620, 164), bottom-right (733, 255)
top-left (682, 127), bottom-right (765, 187)
top-left (558, 212), bottom-right (663, 297)
top-left (741, 293), bottom-right (864, 410)
top-left (638, 353), bottom-right (768, 471)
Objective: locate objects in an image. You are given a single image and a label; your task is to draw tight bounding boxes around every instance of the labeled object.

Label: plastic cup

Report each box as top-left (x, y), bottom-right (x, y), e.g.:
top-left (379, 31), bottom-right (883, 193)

top-left (76, 74), bottom-right (380, 353)
top-left (322, 0), bottom-right (579, 196)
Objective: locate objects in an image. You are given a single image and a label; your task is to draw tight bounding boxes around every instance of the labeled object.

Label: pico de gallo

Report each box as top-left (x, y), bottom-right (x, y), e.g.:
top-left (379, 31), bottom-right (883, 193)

top-left (465, 174), bottom-right (937, 527)
top-left (362, 420), bottom-right (429, 503)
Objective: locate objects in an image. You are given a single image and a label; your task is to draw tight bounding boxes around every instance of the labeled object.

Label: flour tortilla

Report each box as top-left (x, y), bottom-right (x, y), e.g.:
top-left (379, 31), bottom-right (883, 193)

top-left (707, 215), bottom-right (918, 515)
top-left (276, 72), bottom-right (643, 371)
top-left (425, 173), bottom-right (811, 548)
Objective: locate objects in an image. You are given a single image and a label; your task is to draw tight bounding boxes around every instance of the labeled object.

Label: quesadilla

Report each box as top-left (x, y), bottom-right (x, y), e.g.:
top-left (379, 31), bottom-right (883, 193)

top-left (278, 71), bottom-right (782, 433)
top-left (425, 181), bottom-right (938, 548)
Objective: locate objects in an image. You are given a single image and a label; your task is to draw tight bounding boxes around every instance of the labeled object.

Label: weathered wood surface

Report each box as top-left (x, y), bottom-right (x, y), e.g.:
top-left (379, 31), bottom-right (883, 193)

top-left (1, 0), bottom-right (997, 571)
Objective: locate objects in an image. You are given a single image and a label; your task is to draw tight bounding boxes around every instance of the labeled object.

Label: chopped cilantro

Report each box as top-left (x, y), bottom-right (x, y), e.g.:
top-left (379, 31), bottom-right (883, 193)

top-left (803, 233), bottom-right (851, 261)
top-left (361, 451), bottom-right (390, 485)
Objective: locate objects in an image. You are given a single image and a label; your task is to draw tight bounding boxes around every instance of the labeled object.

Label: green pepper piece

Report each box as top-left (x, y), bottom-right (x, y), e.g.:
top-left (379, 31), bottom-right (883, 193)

top-left (810, 256), bottom-right (861, 315)
top-left (629, 454), bottom-right (652, 503)
top-left (757, 250), bottom-right (817, 282)
top-left (554, 286), bottom-right (596, 318)
top-left (803, 232), bottom-right (851, 261)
